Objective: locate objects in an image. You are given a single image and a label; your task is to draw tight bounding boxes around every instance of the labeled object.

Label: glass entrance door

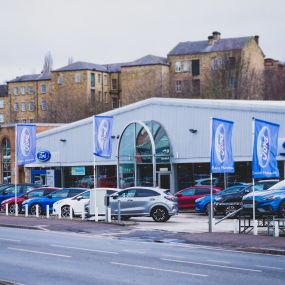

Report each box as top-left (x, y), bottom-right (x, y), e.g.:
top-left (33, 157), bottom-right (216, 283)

top-left (157, 172), bottom-right (171, 189)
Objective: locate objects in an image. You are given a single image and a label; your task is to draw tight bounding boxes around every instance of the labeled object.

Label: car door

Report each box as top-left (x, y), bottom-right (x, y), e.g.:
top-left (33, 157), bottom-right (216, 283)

top-left (134, 189), bottom-right (161, 215)
top-left (71, 191), bottom-right (90, 215)
top-left (0, 185), bottom-right (21, 203)
top-left (194, 188), bottom-right (211, 206)
top-left (110, 189), bottom-right (137, 215)
top-left (48, 189), bottom-right (70, 207)
top-left (179, 188), bottom-right (196, 209)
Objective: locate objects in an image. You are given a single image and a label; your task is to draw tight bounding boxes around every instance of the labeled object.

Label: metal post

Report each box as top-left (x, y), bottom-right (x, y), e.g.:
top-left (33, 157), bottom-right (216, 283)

top-left (233, 219), bottom-right (239, 234)
top-left (46, 205), bottom-right (49, 218)
top-left (36, 204), bottom-right (39, 217)
top-left (5, 203), bottom-right (8, 216)
top-left (81, 203), bottom-right (85, 220)
top-left (252, 118), bottom-right (258, 236)
top-left (70, 206), bottom-right (73, 220)
top-left (25, 204), bottom-right (28, 217)
top-left (209, 172), bottom-right (213, 233)
top-left (118, 199), bottom-right (121, 224)
top-left (274, 221), bottom-right (279, 237)
top-left (15, 204), bottom-right (18, 217)
top-left (107, 207), bottom-right (111, 223)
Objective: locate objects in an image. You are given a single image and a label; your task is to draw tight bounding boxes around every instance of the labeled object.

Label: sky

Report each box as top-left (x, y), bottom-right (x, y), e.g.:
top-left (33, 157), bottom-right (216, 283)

top-left (0, 0), bottom-right (284, 83)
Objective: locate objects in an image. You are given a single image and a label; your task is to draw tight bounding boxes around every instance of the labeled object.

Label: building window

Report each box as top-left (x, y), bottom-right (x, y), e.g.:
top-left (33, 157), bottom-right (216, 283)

top-left (183, 61), bottom-right (190, 72)
top-left (28, 86), bottom-right (33, 94)
top-left (0, 100), bottom-right (4, 109)
top-left (111, 79), bottom-right (117, 90)
top-left (90, 73), bottom-right (95, 87)
top-left (13, 87), bottom-right (19, 95)
top-left (57, 76), bottom-right (64, 85)
top-left (91, 89), bottom-right (95, 104)
top-left (192, 79), bottom-right (200, 97)
top-left (103, 74), bottom-right (108, 85)
top-left (192, 59), bottom-right (200, 76)
top-left (41, 84), bottom-right (46, 94)
top-left (229, 57), bottom-right (236, 68)
top-left (29, 102), bottom-right (34, 111)
top-left (112, 98), bottom-right (119, 109)
top-left (176, 80), bottom-right (182, 93)
top-left (0, 114), bottom-right (4, 123)
top-left (104, 92), bottom-right (108, 103)
top-left (21, 86), bottom-right (26, 95)
top-left (41, 100), bottom-right (46, 111)
top-left (2, 138), bottom-right (11, 183)
top-left (14, 102), bottom-right (18, 112)
top-left (21, 102), bottom-right (26, 112)
top-left (74, 74), bottom-right (81, 83)
top-left (98, 74), bottom-right (102, 84)
top-left (175, 62), bottom-right (182, 72)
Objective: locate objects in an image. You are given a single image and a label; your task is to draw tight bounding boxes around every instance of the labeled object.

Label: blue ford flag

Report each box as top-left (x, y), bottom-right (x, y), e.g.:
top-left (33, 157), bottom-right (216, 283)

top-left (16, 124), bottom-right (36, 165)
top-left (252, 119), bottom-right (279, 178)
top-left (210, 118), bottom-right (234, 173)
top-left (93, 116), bottom-right (113, 158)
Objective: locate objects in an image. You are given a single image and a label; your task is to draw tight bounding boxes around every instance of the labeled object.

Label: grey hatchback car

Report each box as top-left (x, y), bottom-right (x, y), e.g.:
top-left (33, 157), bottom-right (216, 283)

top-left (110, 187), bottom-right (178, 222)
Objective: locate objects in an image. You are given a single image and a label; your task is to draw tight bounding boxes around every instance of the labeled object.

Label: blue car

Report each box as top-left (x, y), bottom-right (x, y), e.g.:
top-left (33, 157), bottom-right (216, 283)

top-left (21, 188), bottom-right (86, 215)
top-left (242, 180), bottom-right (285, 218)
top-left (195, 184), bottom-right (248, 215)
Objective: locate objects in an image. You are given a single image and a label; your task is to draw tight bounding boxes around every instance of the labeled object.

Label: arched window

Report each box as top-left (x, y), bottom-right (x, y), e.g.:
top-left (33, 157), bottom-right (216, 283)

top-left (1, 138), bottom-right (11, 183)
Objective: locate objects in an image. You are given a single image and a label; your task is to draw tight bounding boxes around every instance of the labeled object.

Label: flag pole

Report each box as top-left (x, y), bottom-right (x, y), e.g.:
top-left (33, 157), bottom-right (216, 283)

top-left (252, 118), bottom-right (258, 235)
top-left (14, 124), bottom-right (18, 215)
top-left (209, 117), bottom-right (213, 233)
top-left (93, 116), bottom-right (98, 221)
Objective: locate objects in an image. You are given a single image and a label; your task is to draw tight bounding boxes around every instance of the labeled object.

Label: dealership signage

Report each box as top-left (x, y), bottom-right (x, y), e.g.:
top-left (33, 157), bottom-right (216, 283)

top-left (71, 166), bottom-right (85, 176)
top-left (37, 150), bottom-right (51, 162)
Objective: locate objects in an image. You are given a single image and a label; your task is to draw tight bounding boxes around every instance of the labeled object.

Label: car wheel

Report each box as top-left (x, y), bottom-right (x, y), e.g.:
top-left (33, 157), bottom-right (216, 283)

top-left (61, 205), bottom-right (72, 218)
top-left (278, 201), bottom-right (285, 218)
top-left (121, 216), bottom-right (131, 221)
top-left (224, 205), bottom-right (237, 217)
top-left (8, 204), bottom-right (16, 214)
top-left (205, 203), bottom-right (210, 216)
top-left (151, 206), bottom-right (169, 222)
top-left (30, 203), bottom-right (42, 216)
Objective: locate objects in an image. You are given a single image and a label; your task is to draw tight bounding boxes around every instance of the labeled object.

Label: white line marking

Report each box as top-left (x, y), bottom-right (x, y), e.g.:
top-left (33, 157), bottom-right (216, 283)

top-left (0, 237), bottom-right (21, 242)
top-left (50, 244), bottom-right (119, 255)
top-left (122, 249), bottom-right (146, 254)
top-left (111, 262), bottom-right (208, 277)
top-left (161, 258), bottom-right (262, 272)
top-left (8, 247), bottom-right (71, 258)
top-left (207, 259), bottom-right (231, 264)
top-left (255, 265), bottom-right (283, 270)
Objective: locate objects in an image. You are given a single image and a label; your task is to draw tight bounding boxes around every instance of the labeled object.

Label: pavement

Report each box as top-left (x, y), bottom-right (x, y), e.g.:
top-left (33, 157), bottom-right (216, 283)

top-left (0, 213), bottom-right (284, 256)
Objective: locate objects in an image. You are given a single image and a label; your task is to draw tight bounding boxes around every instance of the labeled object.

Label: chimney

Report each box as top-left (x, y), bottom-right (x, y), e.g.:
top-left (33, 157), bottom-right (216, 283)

top-left (212, 31), bottom-right (221, 40)
top-left (254, 35), bottom-right (259, 45)
top-left (208, 36), bottom-right (214, 45)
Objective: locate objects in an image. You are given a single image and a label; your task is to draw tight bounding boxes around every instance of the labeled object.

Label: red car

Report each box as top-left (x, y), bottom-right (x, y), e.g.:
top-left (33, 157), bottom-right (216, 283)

top-left (175, 186), bottom-right (221, 210)
top-left (1, 187), bottom-right (60, 214)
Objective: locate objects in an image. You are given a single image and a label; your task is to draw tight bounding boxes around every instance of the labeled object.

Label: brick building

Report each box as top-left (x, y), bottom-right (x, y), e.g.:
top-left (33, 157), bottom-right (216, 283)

top-left (0, 84), bottom-right (8, 124)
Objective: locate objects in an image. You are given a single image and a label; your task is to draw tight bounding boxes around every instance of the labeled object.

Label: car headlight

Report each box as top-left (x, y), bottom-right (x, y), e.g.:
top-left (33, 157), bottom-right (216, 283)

top-left (22, 199), bottom-right (32, 205)
top-left (263, 195), bottom-right (281, 201)
top-left (1, 199), bottom-right (10, 204)
top-left (214, 196), bottom-right (223, 201)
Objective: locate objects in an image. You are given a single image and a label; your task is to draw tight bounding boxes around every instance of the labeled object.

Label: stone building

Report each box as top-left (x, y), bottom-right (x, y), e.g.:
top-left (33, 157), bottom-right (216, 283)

top-left (0, 85), bottom-right (8, 124)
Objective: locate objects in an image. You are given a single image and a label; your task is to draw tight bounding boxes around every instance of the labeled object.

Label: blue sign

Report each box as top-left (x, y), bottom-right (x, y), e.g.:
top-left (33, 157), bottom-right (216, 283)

top-left (210, 118), bottom-right (234, 173)
top-left (93, 116), bottom-right (114, 158)
top-left (16, 124), bottom-right (36, 165)
top-left (37, 150), bottom-right (51, 162)
top-left (252, 118), bottom-right (279, 178)
top-left (71, 166), bottom-right (85, 176)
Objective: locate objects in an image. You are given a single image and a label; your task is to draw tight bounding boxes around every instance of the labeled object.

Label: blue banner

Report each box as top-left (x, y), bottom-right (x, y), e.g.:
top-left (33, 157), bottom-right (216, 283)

top-left (94, 116), bottom-right (113, 158)
top-left (210, 118), bottom-right (234, 173)
top-left (16, 124), bottom-right (36, 165)
top-left (252, 118), bottom-right (279, 178)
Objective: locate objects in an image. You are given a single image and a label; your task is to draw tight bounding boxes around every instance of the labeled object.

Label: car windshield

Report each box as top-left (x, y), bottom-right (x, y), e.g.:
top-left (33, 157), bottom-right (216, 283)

top-left (267, 180), bottom-right (285, 191)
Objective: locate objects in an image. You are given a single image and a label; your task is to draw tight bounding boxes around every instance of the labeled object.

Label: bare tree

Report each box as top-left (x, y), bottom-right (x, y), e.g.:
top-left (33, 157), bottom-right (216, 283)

top-left (42, 52), bottom-right (53, 74)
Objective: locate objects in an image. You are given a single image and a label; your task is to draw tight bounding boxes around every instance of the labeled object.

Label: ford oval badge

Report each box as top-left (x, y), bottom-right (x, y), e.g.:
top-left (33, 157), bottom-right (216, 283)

top-left (37, 150), bottom-right (51, 162)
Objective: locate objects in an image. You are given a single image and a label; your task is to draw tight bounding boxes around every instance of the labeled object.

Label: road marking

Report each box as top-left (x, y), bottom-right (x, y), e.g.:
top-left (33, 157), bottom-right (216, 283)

top-left (255, 265), bottom-right (283, 270)
top-left (111, 262), bottom-right (208, 277)
top-left (8, 247), bottom-right (71, 258)
top-left (161, 258), bottom-right (262, 272)
top-left (50, 244), bottom-right (119, 255)
top-left (0, 279), bottom-right (27, 285)
top-left (207, 259), bottom-right (231, 264)
top-left (0, 237), bottom-right (21, 242)
top-left (122, 249), bottom-right (146, 254)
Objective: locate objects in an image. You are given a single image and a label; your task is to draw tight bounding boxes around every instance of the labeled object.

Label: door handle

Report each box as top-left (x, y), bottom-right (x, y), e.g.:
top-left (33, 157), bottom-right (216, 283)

top-left (127, 199), bottom-right (133, 202)
top-left (149, 198), bottom-right (155, 201)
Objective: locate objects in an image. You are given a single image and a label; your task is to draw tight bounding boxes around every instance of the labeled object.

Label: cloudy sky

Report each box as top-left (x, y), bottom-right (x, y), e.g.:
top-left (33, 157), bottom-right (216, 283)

top-left (0, 0), bottom-right (284, 83)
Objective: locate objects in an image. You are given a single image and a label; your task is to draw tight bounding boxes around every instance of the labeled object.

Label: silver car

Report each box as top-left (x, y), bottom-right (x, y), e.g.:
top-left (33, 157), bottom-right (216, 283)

top-left (110, 187), bottom-right (178, 222)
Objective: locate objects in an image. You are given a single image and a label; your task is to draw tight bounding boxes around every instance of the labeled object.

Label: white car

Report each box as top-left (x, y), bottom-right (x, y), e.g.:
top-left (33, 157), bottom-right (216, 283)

top-left (53, 188), bottom-right (118, 218)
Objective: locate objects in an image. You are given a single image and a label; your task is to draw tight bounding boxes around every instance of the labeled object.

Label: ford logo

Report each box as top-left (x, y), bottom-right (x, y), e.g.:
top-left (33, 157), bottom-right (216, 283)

top-left (37, 150), bottom-right (51, 162)
top-left (20, 127), bottom-right (32, 157)
top-left (215, 124), bottom-right (226, 163)
top-left (98, 119), bottom-right (110, 151)
top-left (257, 126), bottom-right (270, 168)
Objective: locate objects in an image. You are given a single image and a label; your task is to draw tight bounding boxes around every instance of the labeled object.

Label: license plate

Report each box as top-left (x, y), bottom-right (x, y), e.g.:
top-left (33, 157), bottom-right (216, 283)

top-left (243, 204), bottom-right (253, 208)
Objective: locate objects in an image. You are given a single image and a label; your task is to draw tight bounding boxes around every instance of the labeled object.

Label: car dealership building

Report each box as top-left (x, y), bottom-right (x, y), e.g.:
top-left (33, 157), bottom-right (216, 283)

top-left (25, 98), bottom-right (285, 192)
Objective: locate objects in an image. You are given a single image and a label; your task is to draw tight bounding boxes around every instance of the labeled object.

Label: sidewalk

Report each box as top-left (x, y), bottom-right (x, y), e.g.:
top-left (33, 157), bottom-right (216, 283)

top-left (0, 214), bottom-right (284, 256)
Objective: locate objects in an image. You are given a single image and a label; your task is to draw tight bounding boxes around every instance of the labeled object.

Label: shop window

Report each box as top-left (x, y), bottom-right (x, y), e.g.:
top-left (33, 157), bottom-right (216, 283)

top-left (1, 138), bottom-right (11, 183)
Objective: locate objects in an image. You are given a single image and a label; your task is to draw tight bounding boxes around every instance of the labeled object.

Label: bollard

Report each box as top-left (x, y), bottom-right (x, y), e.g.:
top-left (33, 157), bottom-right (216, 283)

top-left (212, 218), bottom-right (215, 232)
top-left (233, 219), bottom-right (239, 234)
top-left (118, 200), bottom-right (121, 224)
top-left (95, 207), bottom-right (99, 222)
top-left (107, 207), bottom-right (111, 223)
top-left (5, 204), bottom-right (8, 216)
top-left (46, 205), bottom-right (50, 218)
top-left (36, 204), bottom-right (39, 217)
top-left (15, 204), bottom-right (18, 217)
top-left (70, 206), bottom-right (73, 220)
top-left (81, 204), bottom-right (85, 220)
top-left (253, 220), bottom-right (258, 235)
top-left (274, 221), bottom-right (279, 237)
top-left (25, 204), bottom-right (28, 217)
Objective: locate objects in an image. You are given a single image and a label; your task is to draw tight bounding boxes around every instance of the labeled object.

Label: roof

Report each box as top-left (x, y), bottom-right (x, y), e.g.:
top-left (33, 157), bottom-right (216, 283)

top-left (168, 37), bottom-right (253, 56)
top-left (54, 61), bottom-right (108, 72)
top-left (8, 72), bottom-right (51, 83)
top-left (121, 55), bottom-right (169, 68)
top-left (0, 85), bottom-right (8, 97)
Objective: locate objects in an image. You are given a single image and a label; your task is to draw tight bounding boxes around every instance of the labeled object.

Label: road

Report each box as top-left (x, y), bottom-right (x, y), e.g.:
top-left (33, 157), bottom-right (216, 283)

top-left (0, 227), bottom-right (285, 285)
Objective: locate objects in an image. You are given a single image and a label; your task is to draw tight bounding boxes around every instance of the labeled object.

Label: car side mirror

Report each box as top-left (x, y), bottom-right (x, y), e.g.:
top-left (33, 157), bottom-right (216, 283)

top-left (76, 195), bottom-right (83, 201)
top-left (176, 193), bottom-right (182, 197)
top-left (112, 193), bottom-right (119, 200)
top-left (244, 189), bottom-right (250, 194)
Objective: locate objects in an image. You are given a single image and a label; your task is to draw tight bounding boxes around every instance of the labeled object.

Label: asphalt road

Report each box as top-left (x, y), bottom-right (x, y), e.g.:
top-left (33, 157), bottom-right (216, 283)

top-left (0, 227), bottom-right (285, 285)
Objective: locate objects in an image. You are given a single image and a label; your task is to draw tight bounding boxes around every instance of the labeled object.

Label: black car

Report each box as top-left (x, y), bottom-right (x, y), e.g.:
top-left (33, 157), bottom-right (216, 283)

top-left (214, 180), bottom-right (279, 216)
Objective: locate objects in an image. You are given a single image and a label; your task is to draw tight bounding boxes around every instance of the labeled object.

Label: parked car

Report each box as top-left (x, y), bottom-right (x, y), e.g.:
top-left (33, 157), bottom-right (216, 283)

top-left (214, 179), bottom-right (279, 216)
top-left (98, 176), bottom-right (117, 188)
top-left (176, 186), bottom-right (221, 210)
top-left (0, 184), bottom-right (42, 204)
top-left (21, 188), bottom-right (87, 215)
top-left (109, 187), bottom-right (178, 222)
top-left (1, 187), bottom-right (60, 214)
top-left (242, 179), bottom-right (285, 218)
top-left (195, 183), bottom-right (248, 215)
top-left (53, 188), bottom-right (118, 218)
top-left (194, 175), bottom-right (241, 188)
